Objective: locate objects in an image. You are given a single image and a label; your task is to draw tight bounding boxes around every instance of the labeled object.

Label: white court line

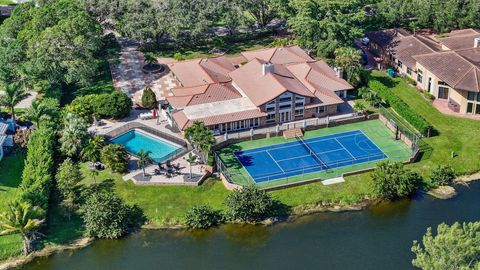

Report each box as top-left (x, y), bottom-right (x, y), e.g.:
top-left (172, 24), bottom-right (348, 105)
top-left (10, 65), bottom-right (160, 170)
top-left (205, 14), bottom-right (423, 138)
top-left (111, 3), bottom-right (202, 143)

top-left (357, 130), bottom-right (390, 159)
top-left (266, 150), bottom-right (285, 173)
top-left (238, 131), bottom-right (361, 156)
top-left (275, 148), bottom-right (345, 163)
top-left (334, 138), bottom-right (356, 160)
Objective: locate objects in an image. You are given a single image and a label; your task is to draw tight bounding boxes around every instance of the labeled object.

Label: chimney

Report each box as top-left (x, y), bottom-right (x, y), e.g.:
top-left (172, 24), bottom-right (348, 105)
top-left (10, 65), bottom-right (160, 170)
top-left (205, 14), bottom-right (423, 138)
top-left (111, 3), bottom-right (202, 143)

top-left (262, 62), bottom-right (274, 76)
top-left (474, 37), bottom-right (480, 48)
top-left (334, 67), bottom-right (344, 79)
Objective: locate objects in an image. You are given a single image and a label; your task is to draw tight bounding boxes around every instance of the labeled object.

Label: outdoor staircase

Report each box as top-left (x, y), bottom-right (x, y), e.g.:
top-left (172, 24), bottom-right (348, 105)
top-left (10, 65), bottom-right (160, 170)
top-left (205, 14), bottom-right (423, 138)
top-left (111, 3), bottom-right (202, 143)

top-left (283, 128), bottom-right (303, 139)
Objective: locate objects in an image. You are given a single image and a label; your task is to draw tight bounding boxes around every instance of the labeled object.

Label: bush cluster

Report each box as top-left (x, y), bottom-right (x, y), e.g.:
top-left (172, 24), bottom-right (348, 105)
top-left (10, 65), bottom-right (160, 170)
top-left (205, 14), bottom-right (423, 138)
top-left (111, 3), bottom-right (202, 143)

top-left (371, 161), bottom-right (422, 200)
top-left (430, 165), bottom-right (456, 187)
top-left (368, 80), bottom-right (433, 136)
top-left (67, 91), bottom-right (132, 122)
top-left (225, 186), bottom-right (274, 222)
top-left (101, 144), bottom-right (130, 173)
top-left (185, 205), bottom-right (223, 229)
top-left (19, 125), bottom-right (56, 213)
top-left (81, 189), bottom-right (144, 239)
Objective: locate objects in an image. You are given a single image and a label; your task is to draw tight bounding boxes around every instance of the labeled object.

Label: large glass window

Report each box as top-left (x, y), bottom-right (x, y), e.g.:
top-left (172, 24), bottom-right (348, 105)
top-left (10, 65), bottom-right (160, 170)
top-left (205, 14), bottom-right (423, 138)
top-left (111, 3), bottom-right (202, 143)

top-left (467, 102), bottom-right (474, 113)
top-left (398, 61), bottom-right (403, 68)
top-left (407, 67), bottom-right (412, 75)
top-left (316, 106), bottom-right (325, 114)
top-left (295, 108), bottom-right (304, 116)
top-left (417, 69), bottom-right (423, 83)
top-left (279, 104), bottom-right (291, 110)
top-left (467, 91), bottom-right (476, 101)
top-left (476, 104), bottom-right (480, 115)
top-left (266, 113), bottom-right (275, 122)
top-left (279, 92), bottom-right (292, 103)
top-left (438, 86), bottom-right (449, 99)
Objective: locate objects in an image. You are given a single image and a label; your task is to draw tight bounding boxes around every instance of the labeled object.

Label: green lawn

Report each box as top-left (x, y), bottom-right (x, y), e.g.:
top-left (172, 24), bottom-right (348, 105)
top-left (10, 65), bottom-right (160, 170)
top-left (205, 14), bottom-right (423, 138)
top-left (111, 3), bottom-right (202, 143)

top-left (79, 164), bottom-right (230, 227)
top-left (369, 71), bottom-right (480, 177)
top-left (0, 153), bottom-right (25, 260)
top-left (0, 0), bottom-right (15, 5)
top-left (217, 120), bottom-right (412, 188)
top-left (151, 35), bottom-right (274, 60)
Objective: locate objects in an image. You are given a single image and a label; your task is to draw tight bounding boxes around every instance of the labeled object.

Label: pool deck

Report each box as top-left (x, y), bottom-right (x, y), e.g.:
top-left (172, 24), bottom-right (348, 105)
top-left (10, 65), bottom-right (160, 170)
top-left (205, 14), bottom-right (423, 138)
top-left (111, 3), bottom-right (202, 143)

top-left (122, 151), bottom-right (209, 185)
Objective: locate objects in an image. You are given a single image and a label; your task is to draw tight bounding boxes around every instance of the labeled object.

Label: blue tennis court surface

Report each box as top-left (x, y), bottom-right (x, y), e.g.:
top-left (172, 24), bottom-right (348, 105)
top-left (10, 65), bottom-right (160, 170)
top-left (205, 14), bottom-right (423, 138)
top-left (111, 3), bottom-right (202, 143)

top-left (234, 130), bottom-right (387, 183)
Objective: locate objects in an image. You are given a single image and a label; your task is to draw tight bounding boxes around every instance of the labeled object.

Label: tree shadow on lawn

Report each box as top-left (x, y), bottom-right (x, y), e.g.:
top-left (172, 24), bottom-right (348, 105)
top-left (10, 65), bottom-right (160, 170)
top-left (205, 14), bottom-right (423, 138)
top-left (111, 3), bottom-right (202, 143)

top-left (372, 73), bottom-right (400, 88)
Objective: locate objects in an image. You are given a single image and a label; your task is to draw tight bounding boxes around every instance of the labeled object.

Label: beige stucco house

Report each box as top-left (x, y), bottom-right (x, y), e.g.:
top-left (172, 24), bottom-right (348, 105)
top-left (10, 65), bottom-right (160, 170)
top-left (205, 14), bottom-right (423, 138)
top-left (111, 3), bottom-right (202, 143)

top-left (367, 28), bottom-right (480, 116)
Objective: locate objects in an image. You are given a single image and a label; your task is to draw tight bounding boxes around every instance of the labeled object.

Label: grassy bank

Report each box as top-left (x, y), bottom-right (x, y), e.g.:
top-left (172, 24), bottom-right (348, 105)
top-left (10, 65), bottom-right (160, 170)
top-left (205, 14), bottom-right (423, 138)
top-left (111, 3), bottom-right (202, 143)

top-left (369, 71), bottom-right (480, 177)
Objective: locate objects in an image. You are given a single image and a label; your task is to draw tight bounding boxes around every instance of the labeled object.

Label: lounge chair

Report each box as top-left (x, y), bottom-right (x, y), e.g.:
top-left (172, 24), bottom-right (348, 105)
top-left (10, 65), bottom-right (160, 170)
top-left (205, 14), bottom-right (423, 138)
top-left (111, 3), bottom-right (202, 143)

top-left (173, 163), bottom-right (181, 171)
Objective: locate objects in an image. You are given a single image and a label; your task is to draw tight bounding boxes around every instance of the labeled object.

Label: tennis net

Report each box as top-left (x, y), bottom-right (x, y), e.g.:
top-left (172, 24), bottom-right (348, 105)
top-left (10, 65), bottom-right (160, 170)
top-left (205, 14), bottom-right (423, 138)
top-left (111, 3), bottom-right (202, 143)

top-left (297, 137), bottom-right (328, 169)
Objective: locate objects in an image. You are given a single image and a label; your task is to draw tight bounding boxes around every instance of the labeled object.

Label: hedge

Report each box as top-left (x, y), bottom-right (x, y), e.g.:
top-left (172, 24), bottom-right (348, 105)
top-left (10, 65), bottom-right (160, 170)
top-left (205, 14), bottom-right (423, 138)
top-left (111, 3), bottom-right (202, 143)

top-left (368, 80), bottom-right (433, 136)
top-left (67, 91), bottom-right (132, 122)
top-left (20, 125), bottom-right (56, 213)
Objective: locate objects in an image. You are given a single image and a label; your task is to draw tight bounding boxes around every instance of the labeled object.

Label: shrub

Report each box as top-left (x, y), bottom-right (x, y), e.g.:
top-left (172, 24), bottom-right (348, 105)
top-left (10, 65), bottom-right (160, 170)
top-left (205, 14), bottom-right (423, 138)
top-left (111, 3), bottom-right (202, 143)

top-left (101, 144), bottom-right (129, 173)
top-left (94, 91), bottom-right (132, 119)
top-left (68, 91), bottom-right (132, 121)
top-left (141, 87), bottom-right (157, 109)
top-left (369, 79), bottom-right (433, 136)
top-left (423, 91), bottom-right (435, 101)
top-left (173, 52), bottom-right (186, 61)
top-left (404, 76), bottom-right (417, 86)
top-left (430, 165), bottom-right (456, 187)
top-left (81, 189), bottom-right (143, 239)
top-left (225, 186), bottom-right (274, 222)
top-left (55, 158), bottom-right (83, 218)
top-left (59, 113), bottom-right (89, 158)
top-left (371, 161), bottom-right (422, 200)
top-left (185, 205), bottom-right (223, 229)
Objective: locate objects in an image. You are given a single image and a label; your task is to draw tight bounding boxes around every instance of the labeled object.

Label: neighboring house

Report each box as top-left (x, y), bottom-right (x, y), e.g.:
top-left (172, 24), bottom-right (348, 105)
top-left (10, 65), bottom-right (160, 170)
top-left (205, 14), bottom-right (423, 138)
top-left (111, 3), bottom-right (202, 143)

top-left (165, 46), bottom-right (353, 134)
top-left (366, 28), bottom-right (480, 116)
top-left (0, 123), bottom-right (8, 161)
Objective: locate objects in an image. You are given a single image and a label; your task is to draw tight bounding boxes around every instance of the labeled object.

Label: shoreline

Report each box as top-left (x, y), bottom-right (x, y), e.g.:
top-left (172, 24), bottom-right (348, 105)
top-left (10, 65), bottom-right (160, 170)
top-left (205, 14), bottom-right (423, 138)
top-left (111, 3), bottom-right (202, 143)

top-left (2, 174), bottom-right (478, 270)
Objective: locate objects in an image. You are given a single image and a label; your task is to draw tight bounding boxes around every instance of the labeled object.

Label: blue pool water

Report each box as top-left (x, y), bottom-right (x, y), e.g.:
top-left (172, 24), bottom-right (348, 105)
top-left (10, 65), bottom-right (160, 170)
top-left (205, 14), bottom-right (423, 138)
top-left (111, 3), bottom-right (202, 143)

top-left (111, 130), bottom-right (182, 163)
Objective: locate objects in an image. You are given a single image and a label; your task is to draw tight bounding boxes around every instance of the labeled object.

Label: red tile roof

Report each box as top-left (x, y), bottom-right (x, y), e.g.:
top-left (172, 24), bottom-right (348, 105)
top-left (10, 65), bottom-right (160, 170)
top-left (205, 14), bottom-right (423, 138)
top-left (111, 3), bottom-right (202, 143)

top-left (169, 56), bottom-right (235, 87)
top-left (241, 46), bottom-right (314, 64)
top-left (167, 83), bottom-right (242, 108)
top-left (438, 30), bottom-right (480, 50)
top-left (229, 58), bottom-right (316, 106)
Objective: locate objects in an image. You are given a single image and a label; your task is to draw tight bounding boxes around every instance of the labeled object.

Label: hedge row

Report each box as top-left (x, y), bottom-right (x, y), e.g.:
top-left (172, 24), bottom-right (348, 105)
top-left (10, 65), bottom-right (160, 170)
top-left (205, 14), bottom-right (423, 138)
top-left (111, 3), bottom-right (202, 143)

top-left (20, 125), bottom-right (57, 213)
top-left (368, 80), bottom-right (433, 136)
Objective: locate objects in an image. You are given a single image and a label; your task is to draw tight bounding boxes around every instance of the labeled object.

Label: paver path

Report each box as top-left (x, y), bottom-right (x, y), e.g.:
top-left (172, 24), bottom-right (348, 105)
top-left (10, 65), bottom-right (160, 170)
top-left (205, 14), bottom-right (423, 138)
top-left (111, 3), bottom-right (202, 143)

top-left (111, 38), bottom-right (180, 103)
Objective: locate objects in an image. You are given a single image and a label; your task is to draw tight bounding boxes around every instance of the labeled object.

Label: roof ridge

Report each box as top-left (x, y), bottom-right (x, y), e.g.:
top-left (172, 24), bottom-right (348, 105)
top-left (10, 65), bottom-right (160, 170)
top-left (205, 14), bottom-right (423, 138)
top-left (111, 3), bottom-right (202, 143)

top-left (452, 65), bottom-right (474, 87)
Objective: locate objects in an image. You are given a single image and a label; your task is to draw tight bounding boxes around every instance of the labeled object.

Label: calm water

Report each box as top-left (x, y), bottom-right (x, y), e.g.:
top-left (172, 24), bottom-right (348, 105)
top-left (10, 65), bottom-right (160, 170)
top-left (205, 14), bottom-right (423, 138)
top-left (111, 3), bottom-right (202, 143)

top-left (24, 182), bottom-right (480, 270)
top-left (111, 130), bottom-right (181, 162)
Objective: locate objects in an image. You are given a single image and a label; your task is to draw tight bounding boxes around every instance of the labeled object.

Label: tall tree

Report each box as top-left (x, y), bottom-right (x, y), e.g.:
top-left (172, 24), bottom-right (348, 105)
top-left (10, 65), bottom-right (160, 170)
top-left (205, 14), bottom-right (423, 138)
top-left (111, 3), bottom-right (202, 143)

top-left (240, 0), bottom-right (278, 28)
top-left (55, 158), bottom-right (83, 218)
top-left (0, 202), bottom-right (44, 255)
top-left (412, 222), bottom-right (480, 269)
top-left (184, 121), bottom-right (216, 163)
top-left (288, 0), bottom-right (366, 58)
top-left (81, 135), bottom-right (106, 162)
top-left (60, 113), bottom-right (89, 158)
top-left (0, 82), bottom-right (28, 120)
top-left (334, 47), bottom-right (362, 86)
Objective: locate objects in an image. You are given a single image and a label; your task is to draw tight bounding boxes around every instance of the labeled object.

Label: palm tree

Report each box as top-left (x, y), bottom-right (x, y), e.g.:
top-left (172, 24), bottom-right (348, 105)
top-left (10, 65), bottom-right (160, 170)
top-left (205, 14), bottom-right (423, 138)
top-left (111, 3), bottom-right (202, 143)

top-left (0, 82), bottom-right (29, 120)
top-left (353, 101), bottom-right (366, 114)
top-left (334, 47), bottom-right (362, 85)
top-left (60, 113), bottom-right (89, 158)
top-left (137, 150), bottom-right (153, 177)
top-left (25, 101), bottom-right (49, 126)
top-left (186, 152), bottom-right (197, 179)
top-left (81, 135), bottom-right (106, 162)
top-left (87, 169), bottom-right (99, 184)
top-left (144, 53), bottom-right (158, 67)
top-left (184, 121), bottom-right (216, 163)
top-left (0, 201), bottom-right (44, 255)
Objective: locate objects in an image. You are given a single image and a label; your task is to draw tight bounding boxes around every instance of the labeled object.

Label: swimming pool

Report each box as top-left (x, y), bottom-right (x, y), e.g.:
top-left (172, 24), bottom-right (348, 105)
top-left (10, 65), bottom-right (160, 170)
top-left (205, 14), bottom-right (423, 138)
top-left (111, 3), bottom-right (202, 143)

top-left (110, 129), bottom-right (182, 163)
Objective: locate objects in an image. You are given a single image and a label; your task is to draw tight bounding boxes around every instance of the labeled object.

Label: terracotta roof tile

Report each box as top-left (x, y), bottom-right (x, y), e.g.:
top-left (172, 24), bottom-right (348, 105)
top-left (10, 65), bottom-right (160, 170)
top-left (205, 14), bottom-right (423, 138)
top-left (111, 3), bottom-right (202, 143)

top-left (241, 46), bottom-right (313, 64)
top-left (167, 83), bottom-right (242, 108)
top-left (169, 56), bottom-right (235, 87)
top-left (198, 109), bottom-right (266, 127)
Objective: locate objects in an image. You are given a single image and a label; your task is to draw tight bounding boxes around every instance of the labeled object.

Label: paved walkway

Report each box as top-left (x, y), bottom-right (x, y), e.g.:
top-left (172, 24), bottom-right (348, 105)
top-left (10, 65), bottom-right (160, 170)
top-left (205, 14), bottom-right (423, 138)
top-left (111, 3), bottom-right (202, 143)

top-left (433, 99), bottom-right (480, 120)
top-left (122, 151), bottom-right (208, 185)
top-left (110, 38), bottom-right (180, 103)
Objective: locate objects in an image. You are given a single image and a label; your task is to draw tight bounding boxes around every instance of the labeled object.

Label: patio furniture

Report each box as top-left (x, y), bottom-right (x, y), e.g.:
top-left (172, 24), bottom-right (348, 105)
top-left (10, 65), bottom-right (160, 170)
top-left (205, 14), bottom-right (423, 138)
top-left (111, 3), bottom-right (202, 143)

top-left (139, 112), bottom-right (154, 120)
top-left (173, 163), bottom-right (181, 171)
top-left (166, 160), bottom-right (172, 168)
top-left (158, 163), bottom-right (165, 171)
top-left (154, 169), bottom-right (161, 175)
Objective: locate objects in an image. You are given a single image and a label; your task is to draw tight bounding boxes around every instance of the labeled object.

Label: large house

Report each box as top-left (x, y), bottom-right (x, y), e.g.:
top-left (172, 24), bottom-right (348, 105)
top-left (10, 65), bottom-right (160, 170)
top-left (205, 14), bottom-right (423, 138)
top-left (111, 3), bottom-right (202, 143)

top-left (366, 28), bottom-right (480, 116)
top-left (165, 46), bottom-right (353, 134)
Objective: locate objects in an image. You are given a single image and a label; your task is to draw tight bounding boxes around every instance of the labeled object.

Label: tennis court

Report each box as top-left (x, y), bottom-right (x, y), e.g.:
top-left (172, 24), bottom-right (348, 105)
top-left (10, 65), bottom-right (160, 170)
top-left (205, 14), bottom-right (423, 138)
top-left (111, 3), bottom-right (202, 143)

top-left (234, 130), bottom-right (387, 183)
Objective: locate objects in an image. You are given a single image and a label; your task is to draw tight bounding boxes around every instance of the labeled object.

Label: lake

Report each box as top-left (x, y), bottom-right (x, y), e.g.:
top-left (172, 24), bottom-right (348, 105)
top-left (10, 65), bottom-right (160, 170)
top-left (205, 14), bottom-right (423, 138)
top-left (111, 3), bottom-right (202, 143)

top-left (24, 182), bottom-right (480, 270)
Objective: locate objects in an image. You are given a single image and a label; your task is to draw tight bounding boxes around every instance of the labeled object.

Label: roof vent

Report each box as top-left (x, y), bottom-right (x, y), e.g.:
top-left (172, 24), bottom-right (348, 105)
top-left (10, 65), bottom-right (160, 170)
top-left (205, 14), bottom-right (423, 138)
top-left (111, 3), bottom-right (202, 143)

top-left (262, 62), bottom-right (274, 76)
top-left (474, 37), bottom-right (480, 48)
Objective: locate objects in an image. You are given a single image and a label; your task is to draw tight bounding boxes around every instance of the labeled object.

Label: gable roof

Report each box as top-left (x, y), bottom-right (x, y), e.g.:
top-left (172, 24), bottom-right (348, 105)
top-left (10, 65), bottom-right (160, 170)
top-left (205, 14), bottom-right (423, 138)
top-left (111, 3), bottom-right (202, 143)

top-left (285, 61), bottom-right (352, 105)
top-left (414, 50), bottom-right (480, 92)
top-left (366, 28), bottom-right (411, 48)
top-left (169, 56), bottom-right (235, 87)
top-left (241, 46), bottom-right (314, 64)
top-left (229, 58), bottom-right (315, 106)
top-left (392, 36), bottom-right (440, 68)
